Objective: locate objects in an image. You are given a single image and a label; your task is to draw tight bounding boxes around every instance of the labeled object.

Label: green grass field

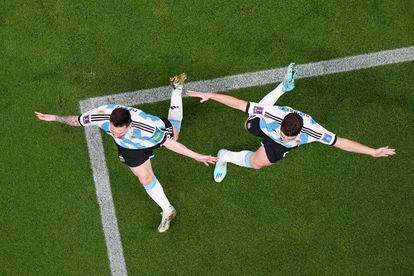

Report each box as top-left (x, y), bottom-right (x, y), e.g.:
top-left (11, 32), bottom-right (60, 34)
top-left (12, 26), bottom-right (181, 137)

top-left (1, 1), bottom-right (413, 275)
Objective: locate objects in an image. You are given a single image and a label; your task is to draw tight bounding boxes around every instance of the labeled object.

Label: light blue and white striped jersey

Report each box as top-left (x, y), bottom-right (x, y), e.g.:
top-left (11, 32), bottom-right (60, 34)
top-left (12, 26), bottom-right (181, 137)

top-left (78, 104), bottom-right (168, 149)
top-left (246, 102), bottom-right (336, 148)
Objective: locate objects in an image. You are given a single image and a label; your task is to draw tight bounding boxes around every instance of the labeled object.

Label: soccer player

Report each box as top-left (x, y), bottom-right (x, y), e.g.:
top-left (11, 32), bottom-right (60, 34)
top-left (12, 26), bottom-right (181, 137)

top-left (35, 74), bottom-right (217, 232)
top-left (187, 64), bottom-right (396, 183)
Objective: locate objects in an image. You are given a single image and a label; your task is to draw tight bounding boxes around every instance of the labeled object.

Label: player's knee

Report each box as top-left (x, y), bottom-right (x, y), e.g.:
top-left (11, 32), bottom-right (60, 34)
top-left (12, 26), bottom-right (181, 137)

top-left (173, 127), bottom-right (180, 141)
top-left (250, 158), bottom-right (264, 170)
top-left (136, 173), bottom-right (154, 185)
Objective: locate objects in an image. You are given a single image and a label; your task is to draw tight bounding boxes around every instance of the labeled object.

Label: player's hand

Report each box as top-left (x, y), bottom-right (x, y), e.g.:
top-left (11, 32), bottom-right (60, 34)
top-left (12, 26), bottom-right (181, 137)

top-left (371, 146), bottom-right (396, 157)
top-left (186, 90), bottom-right (211, 103)
top-left (34, 112), bottom-right (57, 122)
top-left (195, 155), bottom-right (217, 166)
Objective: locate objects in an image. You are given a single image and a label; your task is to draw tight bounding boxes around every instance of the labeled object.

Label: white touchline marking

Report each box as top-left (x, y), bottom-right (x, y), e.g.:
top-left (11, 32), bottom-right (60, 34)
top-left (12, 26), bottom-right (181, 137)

top-left (79, 46), bottom-right (414, 276)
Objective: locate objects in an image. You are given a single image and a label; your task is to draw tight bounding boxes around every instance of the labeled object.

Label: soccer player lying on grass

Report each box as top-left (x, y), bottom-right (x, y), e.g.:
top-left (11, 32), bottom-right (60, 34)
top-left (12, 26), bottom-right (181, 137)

top-left (187, 64), bottom-right (396, 183)
top-left (35, 74), bottom-right (216, 233)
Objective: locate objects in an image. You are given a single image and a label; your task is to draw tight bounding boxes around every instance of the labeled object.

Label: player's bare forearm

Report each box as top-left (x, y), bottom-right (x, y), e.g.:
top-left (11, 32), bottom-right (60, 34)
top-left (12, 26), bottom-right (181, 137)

top-left (55, 116), bottom-right (81, 126)
top-left (334, 137), bottom-right (375, 155)
top-left (209, 93), bottom-right (248, 111)
top-left (163, 138), bottom-right (202, 159)
top-left (333, 137), bottom-right (396, 158)
top-left (187, 90), bottom-right (247, 112)
top-left (34, 112), bottom-right (81, 127)
top-left (163, 138), bottom-right (217, 165)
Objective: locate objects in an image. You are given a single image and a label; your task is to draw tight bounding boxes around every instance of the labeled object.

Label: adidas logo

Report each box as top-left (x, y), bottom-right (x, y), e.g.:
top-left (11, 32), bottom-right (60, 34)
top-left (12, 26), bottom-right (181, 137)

top-left (170, 106), bottom-right (179, 110)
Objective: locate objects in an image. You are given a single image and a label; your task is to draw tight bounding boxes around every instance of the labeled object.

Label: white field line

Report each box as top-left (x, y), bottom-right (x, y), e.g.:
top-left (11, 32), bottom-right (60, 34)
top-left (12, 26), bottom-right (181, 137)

top-left (79, 46), bottom-right (414, 276)
top-left (80, 46), bottom-right (414, 110)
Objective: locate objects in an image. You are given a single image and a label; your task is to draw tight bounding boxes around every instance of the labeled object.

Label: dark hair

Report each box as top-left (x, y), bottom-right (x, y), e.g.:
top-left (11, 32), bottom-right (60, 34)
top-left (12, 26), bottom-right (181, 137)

top-left (281, 113), bottom-right (303, 136)
top-left (110, 108), bottom-right (132, 127)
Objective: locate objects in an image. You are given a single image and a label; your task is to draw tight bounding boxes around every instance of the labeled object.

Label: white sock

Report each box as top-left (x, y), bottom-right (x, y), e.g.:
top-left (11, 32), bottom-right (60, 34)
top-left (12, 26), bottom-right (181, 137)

top-left (168, 87), bottom-right (183, 130)
top-left (220, 150), bottom-right (253, 168)
top-left (259, 83), bottom-right (284, 105)
top-left (144, 177), bottom-right (171, 212)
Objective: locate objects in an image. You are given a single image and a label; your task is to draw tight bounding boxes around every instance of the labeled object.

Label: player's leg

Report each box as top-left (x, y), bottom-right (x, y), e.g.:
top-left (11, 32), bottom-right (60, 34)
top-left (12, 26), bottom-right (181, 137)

top-left (214, 116), bottom-right (265, 182)
top-left (259, 63), bottom-right (298, 105)
top-left (213, 145), bottom-right (273, 182)
top-left (129, 159), bottom-right (176, 233)
top-left (168, 73), bottom-right (186, 140)
top-left (249, 145), bottom-right (273, 169)
top-left (213, 148), bottom-right (254, 183)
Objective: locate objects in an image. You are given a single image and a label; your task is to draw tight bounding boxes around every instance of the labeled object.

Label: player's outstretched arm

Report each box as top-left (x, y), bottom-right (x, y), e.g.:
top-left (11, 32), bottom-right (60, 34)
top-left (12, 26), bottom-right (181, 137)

top-left (333, 137), bottom-right (396, 158)
top-left (34, 112), bottom-right (81, 127)
top-left (187, 90), bottom-right (248, 112)
top-left (163, 138), bottom-right (217, 166)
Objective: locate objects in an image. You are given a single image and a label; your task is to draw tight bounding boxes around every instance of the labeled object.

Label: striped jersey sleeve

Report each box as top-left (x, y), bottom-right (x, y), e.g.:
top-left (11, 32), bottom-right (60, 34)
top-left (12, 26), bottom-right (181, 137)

top-left (78, 105), bottom-right (111, 127)
top-left (245, 102), bottom-right (283, 122)
top-left (301, 116), bottom-right (337, 146)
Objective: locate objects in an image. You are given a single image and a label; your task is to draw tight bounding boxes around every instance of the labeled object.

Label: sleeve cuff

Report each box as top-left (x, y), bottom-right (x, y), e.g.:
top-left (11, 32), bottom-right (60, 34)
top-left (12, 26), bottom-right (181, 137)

top-left (78, 115), bottom-right (83, 126)
top-left (331, 135), bottom-right (337, 146)
top-left (160, 133), bottom-right (167, 146)
top-left (245, 102), bottom-right (251, 113)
